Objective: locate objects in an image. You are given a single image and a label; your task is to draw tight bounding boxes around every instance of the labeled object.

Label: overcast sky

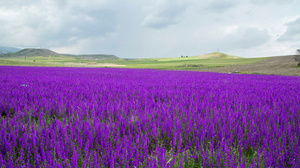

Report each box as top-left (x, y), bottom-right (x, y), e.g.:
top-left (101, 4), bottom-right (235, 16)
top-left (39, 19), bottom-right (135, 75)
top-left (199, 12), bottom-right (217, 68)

top-left (0, 0), bottom-right (299, 58)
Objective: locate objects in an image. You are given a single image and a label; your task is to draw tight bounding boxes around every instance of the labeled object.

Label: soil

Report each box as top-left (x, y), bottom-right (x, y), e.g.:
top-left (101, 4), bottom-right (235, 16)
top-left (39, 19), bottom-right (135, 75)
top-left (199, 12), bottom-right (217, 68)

top-left (198, 55), bottom-right (300, 76)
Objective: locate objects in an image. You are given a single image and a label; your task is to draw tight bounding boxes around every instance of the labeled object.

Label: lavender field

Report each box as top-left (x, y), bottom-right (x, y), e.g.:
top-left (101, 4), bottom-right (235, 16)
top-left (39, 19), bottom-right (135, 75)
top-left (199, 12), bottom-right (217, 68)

top-left (0, 66), bottom-right (300, 167)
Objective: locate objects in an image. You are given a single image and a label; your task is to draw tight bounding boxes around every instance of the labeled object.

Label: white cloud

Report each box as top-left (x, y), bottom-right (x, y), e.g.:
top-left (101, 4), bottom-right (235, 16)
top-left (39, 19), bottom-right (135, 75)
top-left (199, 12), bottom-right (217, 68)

top-left (51, 38), bottom-right (92, 54)
top-left (0, 0), bottom-right (299, 58)
top-left (0, 0), bottom-right (120, 49)
top-left (250, 0), bottom-right (294, 5)
top-left (224, 25), bottom-right (239, 35)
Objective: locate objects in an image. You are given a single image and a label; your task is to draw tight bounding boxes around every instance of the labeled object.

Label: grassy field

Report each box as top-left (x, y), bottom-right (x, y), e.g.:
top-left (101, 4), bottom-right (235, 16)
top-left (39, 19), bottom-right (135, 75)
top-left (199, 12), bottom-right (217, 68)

top-left (124, 57), bottom-right (266, 70)
top-left (0, 55), bottom-right (268, 70)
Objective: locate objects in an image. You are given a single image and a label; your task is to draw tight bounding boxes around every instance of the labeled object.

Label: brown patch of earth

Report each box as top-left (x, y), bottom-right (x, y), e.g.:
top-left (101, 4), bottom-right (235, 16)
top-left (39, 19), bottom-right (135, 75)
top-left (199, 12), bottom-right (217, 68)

top-left (198, 55), bottom-right (300, 76)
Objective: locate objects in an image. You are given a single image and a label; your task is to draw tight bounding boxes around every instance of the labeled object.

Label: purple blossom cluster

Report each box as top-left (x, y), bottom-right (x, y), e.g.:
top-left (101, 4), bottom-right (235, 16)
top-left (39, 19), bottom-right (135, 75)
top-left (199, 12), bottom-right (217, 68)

top-left (0, 66), bottom-right (300, 167)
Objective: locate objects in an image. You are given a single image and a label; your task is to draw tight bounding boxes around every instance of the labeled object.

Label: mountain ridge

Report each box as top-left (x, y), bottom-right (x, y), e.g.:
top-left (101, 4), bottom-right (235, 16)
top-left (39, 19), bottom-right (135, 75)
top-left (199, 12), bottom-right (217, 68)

top-left (9, 48), bottom-right (62, 57)
top-left (1, 48), bottom-right (120, 60)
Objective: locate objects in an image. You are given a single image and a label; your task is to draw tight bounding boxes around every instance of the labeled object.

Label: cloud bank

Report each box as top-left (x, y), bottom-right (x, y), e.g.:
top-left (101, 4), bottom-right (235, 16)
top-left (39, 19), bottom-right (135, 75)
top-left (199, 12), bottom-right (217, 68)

top-left (0, 0), bottom-right (299, 58)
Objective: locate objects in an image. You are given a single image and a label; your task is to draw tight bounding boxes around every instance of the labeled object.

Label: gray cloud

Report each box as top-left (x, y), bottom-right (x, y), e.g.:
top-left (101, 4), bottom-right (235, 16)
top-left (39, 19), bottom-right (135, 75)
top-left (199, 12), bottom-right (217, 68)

top-left (54, 10), bottom-right (118, 39)
top-left (225, 27), bottom-right (271, 48)
top-left (0, 1), bottom-right (118, 46)
top-left (278, 17), bottom-right (300, 42)
top-left (141, 0), bottom-right (189, 29)
top-left (0, 0), bottom-right (299, 57)
top-left (0, 0), bottom-right (120, 48)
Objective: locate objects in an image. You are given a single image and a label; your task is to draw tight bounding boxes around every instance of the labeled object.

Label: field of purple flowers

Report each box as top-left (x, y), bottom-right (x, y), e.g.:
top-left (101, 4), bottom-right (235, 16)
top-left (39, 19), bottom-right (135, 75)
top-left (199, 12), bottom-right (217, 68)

top-left (0, 66), bottom-right (300, 167)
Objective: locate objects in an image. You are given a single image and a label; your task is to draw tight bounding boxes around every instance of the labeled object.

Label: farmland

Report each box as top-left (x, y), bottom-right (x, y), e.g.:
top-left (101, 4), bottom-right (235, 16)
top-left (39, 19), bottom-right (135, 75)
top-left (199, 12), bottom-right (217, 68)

top-left (1, 66), bottom-right (300, 167)
top-left (1, 51), bottom-right (299, 76)
top-left (0, 51), bottom-right (267, 71)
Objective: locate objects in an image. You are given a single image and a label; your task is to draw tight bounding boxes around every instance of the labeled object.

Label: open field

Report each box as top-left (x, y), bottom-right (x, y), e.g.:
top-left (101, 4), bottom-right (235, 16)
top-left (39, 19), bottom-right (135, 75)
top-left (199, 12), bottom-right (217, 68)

top-left (0, 55), bottom-right (267, 70)
top-left (198, 55), bottom-right (300, 76)
top-left (1, 66), bottom-right (300, 167)
top-left (123, 57), bottom-right (267, 70)
top-left (1, 54), bottom-right (299, 76)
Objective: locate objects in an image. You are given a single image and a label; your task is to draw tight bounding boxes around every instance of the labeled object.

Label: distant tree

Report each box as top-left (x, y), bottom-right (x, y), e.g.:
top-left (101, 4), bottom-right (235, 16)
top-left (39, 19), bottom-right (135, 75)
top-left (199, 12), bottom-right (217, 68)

top-left (295, 49), bottom-right (300, 66)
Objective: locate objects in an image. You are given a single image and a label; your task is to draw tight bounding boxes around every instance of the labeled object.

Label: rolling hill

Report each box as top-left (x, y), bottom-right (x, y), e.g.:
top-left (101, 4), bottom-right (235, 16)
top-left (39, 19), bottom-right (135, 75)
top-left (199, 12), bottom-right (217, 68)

top-left (197, 55), bottom-right (299, 76)
top-left (156, 52), bottom-right (243, 61)
top-left (7, 48), bottom-right (62, 57)
top-left (194, 52), bottom-right (243, 59)
top-left (1, 48), bottom-right (120, 60)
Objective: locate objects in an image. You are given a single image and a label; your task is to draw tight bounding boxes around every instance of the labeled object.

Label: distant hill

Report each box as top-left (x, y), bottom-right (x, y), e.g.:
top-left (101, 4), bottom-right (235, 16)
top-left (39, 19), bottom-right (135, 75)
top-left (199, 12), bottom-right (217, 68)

top-left (1, 48), bottom-right (120, 60)
top-left (0, 46), bottom-right (21, 54)
top-left (4, 48), bottom-right (62, 57)
top-left (76, 54), bottom-right (120, 60)
top-left (194, 52), bottom-right (243, 59)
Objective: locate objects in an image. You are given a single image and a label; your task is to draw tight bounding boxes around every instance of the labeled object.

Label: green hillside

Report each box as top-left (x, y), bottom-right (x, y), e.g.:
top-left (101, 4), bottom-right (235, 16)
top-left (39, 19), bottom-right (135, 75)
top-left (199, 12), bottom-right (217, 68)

top-left (194, 52), bottom-right (243, 59)
top-left (148, 52), bottom-right (243, 62)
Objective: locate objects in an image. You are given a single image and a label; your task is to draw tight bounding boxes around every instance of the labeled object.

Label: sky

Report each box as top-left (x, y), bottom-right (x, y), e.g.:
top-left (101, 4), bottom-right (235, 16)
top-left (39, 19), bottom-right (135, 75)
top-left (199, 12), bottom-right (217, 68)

top-left (0, 0), bottom-right (300, 58)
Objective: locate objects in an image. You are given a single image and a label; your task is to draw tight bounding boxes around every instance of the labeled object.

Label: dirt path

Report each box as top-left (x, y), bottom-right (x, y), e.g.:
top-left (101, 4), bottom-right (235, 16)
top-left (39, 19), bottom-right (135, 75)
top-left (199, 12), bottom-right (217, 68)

top-left (199, 55), bottom-right (300, 76)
